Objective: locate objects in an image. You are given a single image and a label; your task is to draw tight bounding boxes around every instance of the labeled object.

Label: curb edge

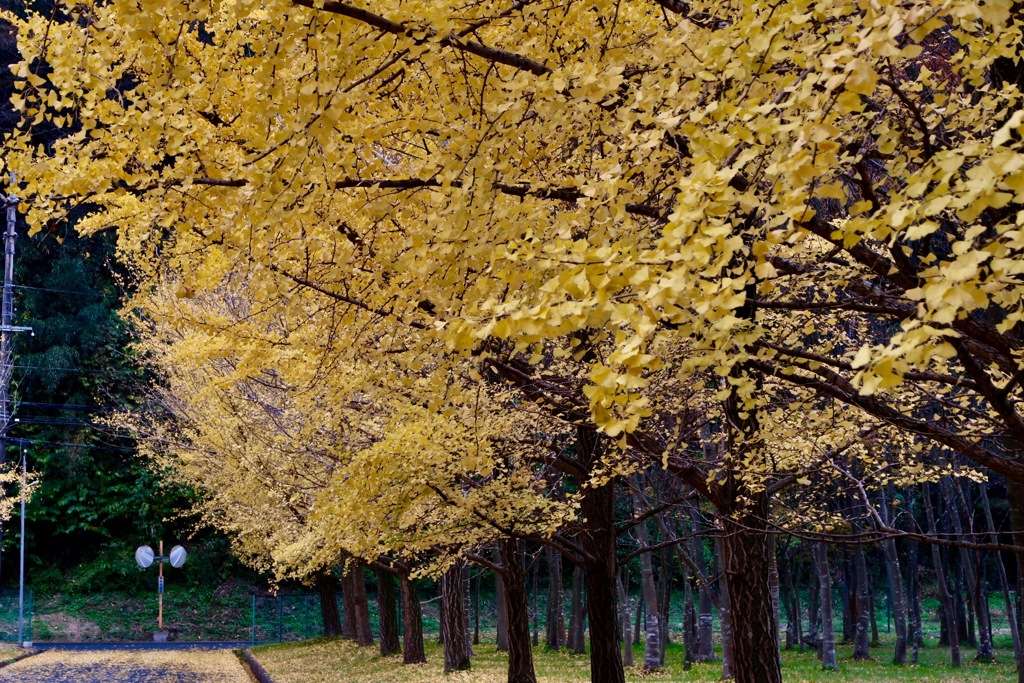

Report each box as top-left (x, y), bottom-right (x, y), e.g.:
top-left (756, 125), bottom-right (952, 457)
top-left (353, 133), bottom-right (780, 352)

top-left (237, 648), bottom-right (277, 683)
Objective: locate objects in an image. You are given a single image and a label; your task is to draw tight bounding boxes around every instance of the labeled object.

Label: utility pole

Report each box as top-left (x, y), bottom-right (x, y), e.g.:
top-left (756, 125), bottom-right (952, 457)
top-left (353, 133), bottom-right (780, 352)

top-left (1, 177), bottom-right (31, 606)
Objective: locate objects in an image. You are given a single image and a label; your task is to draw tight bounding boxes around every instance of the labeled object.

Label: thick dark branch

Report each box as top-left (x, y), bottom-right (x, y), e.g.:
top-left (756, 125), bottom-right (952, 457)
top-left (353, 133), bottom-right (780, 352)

top-left (291, 0), bottom-right (551, 75)
top-left (749, 358), bottom-right (1024, 484)
top-left (755, 339), bottom-right (975, 388)
top-left (265, 262), bottom-right (431, 330)
top-left (333, 177), bottom-right (666, 221)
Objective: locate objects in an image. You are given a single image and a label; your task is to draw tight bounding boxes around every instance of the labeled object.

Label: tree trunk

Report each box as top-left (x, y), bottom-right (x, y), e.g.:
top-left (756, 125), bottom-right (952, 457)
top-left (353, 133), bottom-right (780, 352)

top-left (718, 493), bottom-right (782, 683)
top-left (878, 488), bottom-right (908, 664)
top-left (812, 543), bottom-right (838, 670)
top-left (981, 480), bottom-right (1021, 668)
top-left (532, 554), bottom-right (540, 647)
top-left (923, 482), bottom-right (961, 667)
top-left (682, 562), bottom-right (696, 664)
top-left (495, 546), bottom-right (510, 652)
top-left (441, 564), bottom-right (471, 672)
top-left (474, 569), bottom-right (481, 646)
top-left (659, 548), bottom-right (672, 661)
top-left (942, 476), bottom-right (994, 662)
top-left (349, 562), bottom-right (374, 647)
top-left (464, 565), bottom-right (474, 656)
top-left (617, 569), bottom-right (634, 667)
top-left (317, 572), bottom-right (343, 637)
top-left (632, 489), bottom-right (662, 670)
top-left (715, 535), bottom-right (735, 680)
top-left (342, 564), bottom-right (357, 640)
top-left (500, 537), bottom-right (537, 683)
top-left (1008, 479), bottom-right (1024, 683)
top-left (781, 552), bottom-right (797, 651)
top-left (568, 565), bottom-right (586, 653)
top-left (546, 548), bottom-right (565, 650)
top-left (769, 534), bottom-right (781, 654)
top-left (852, 543), bottom-right (870, 659)
top-left (576, 426), bottom-right (625, 683)
top-left (400, 575), bottom-right (426, 665)
top-left (906, 538), bottom-right (923, 665)
top-left (376, 568), bottom-right (400, 656)
top-left (693, 518), bottom-right (716, 662)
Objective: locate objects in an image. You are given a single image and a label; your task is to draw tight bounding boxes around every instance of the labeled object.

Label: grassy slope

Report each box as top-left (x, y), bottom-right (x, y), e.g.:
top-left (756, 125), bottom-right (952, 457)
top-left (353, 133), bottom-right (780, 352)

top-left (250, 637), bottom-right (1017, 683)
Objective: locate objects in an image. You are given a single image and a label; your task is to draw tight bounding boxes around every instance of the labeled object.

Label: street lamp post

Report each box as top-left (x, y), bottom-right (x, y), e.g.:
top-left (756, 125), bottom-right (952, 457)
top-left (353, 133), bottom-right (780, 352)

top-left (135, 541), bottom-right (187, 641)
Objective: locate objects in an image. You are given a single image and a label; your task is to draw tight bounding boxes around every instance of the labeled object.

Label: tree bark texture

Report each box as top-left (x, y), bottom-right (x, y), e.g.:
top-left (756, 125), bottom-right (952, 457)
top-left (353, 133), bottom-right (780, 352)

top-left (718, 494), bottom-right (782, 683)
top-left (924, 482), bottom-right (961, 667)
top-left (568, 565), bottom-right (586, 654)
top-left (878, 489), bottom-right (908, 664)
top-left (812, 543), bottom-right (838, 670)
top-left (441, 564), bottom-right (471, 672)
top-left (632, 489), bottom-right (662, 670)
top-left (500, 537), bottom-right (538, 683)
top-left (350, 562), bottom-right (375, 646)
top-left (577, 426), bottom-right (625, 683)
top-left (376, 568), bottom-right (400, 656)
top-left (1007, 478), bottom-right (1024, 683)
top-left (400, 575), bottom-right (426, 664)
top-left (317, 572), bottom-right (343, 638)
top-left (852, 542), bottom-right (870, 659)
top-left (981, 480), bottom-right (1021, 668)
top-left (495, 546), bottom-right (510, 652)
top-left (617, 570), bottom-right (634, 667)
top-left (545, 548), bottom-right (565, 650)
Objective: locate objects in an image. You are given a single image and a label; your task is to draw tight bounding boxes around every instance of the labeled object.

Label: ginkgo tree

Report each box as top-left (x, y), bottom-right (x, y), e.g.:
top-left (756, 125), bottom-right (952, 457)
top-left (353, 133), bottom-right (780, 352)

top-left (4, 0), bottom-right (1024, 681)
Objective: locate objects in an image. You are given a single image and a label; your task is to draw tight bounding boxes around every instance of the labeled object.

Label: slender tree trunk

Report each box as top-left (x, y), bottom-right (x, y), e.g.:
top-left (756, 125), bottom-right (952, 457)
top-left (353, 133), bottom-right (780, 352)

top-left (632, 489), bottom-right (662, 670)
top-left (633, 597), bottom-right (642, 646)
top-left (806, 555), bottom-right (820, 654)
top-left (400, 575), bottom-right (426, 665)
top-left (569, 565), bottom-right (586, 653)
top-left (617, 570), bottom-right (634, 667)
top-left (907, 538), bottom-right (923, 665)
top-left (1008, 479), bottom-right (1024, 683)
top-left (769, 534), bottom-right (781, 654)
top-left (474, 570), bottom-right (481, 646)
top-left (501, 537), bottom-right (537, 683)
top-left (495, 546), bottom-right (510, 652)
top-left (658, 548), bottom-right (672, 662)
top-left (715, 535), bottom-right (735, 680)
top-left (349, 562), bottom-right (374, 647)
top-left (852, 543), bottom-right (870, 659)
top-left (464, 565), bottom-right (474, 656)
top-left (924, 482), bottom-right (961, 667)
top-left (441, 564), bottom-right (471, 672)
top-left (377, 568), bottom-right (400, 656)
top-left (718, 492), bottom-right (782, 683)
top-left (532, 555), bottom-right (540, 647)
top-left (693, 516), bottom-right (716, 662)
top-left (878, 489), bottom-right (908, 664)
top-left (812, 543), bottom-right (838, 670)
top-left (342, 565), bottom-right (358, 640)
top-left (781, 553), bottom-right (797, 651)
top-left (981, 480), bottom-right (1021, 668)
top-left (942, 477), bottom-right (994, 662)
top-left (682, 562), bottom-right (696, 665)
top-left (317, 572), bottom-right (343, 637)
top-left (546, 548), bottom-right (564, 650)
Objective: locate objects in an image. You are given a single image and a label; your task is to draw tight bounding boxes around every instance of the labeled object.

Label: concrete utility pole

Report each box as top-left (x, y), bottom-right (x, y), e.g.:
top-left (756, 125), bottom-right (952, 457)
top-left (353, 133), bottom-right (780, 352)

top-left (1, 177), bottom-right (32, 616)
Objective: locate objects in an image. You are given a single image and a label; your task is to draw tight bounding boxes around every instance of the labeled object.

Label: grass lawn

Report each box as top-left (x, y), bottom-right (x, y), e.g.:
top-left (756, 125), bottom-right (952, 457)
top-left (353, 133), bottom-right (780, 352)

top-left (249, 637), bottom-right (1017, 682)
top-left (0, 644), bottom-right (24, 664)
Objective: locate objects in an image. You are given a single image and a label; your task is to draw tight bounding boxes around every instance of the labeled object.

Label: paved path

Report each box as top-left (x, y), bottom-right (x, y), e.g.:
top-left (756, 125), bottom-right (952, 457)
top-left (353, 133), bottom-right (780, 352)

top-left (0, 648), bottom-right (252, 683)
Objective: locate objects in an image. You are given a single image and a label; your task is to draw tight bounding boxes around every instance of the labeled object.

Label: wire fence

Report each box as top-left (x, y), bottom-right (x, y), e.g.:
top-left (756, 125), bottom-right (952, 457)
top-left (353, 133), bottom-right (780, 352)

top-left (0, 590), bottom-right (32, 642)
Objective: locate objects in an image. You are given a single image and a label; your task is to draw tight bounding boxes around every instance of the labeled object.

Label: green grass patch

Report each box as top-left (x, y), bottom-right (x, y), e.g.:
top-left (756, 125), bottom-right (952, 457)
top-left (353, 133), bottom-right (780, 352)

top-left (250, 636), bottom-right (1017, 682)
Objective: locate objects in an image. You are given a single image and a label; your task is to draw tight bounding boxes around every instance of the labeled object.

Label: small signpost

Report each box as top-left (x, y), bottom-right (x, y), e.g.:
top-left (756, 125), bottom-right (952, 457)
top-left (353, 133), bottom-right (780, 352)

top-left (135, 541), bottom-right (187, 641)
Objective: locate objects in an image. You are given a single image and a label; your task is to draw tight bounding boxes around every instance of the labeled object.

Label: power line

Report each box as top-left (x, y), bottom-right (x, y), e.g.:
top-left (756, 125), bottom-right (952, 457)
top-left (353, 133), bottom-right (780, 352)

top-left (12, 285), bottom-right (107, 298)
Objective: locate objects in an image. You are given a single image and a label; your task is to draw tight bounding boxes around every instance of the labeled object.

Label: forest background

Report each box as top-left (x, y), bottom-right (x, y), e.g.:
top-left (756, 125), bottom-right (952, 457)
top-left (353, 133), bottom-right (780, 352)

top-left (0, 1), bottom-right (1022, 683)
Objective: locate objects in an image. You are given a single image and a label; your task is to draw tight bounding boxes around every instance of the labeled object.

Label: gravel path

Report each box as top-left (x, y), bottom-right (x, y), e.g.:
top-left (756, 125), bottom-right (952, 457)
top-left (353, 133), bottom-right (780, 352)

top-left (0, 649), bottom-right (251, 683)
